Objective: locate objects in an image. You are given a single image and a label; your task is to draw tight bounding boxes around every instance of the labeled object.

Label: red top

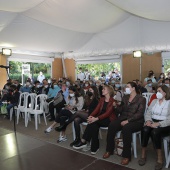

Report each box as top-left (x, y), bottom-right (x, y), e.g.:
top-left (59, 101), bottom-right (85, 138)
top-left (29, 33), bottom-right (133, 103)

top-left (90, 97), bottom-right (116, 121)
top-left (148, 94), bottom-right (157, 106)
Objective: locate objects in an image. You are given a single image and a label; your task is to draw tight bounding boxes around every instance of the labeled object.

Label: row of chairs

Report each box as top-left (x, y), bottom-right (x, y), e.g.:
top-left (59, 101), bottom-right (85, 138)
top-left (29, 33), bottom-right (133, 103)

top-left (15, 92), bottom-right (48, 130)
top-left (12, 91), bottom-right (170, 167)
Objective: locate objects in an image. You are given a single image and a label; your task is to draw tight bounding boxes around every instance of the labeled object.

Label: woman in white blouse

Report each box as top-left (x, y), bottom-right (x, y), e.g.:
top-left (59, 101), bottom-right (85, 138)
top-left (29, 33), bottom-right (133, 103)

top-left (138, 85), bottom-right (170, 170)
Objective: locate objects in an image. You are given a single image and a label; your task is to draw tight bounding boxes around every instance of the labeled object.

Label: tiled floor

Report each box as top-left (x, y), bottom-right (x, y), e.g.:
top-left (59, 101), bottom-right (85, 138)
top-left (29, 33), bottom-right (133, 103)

top-left (0, 128), bottom-right (134, 170)
top-left (0, 116), bottom-right (168, 170)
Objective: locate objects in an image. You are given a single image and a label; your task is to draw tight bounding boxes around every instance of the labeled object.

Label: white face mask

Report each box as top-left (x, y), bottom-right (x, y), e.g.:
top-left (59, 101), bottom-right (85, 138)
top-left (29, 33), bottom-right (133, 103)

top-left (85, 84), bottom-right (88, 87)
top-left (37, 85), bottom-right (40, 88)
top-left (69, 93), bottom-right (75, 97)
top-left (165, 84), bottom-right (170, 87)
top-left (26, 82), bottom-right (30, 86)
top-left (125, 88), bottom-right (131, 94)
top-left (148, 83), bottom-right (152, 87)
top-left (45, 85), bottom-right (48, 88)
top-left (113, 95), bottom-right (117, 100)
top-left (156, 92), bottom-right (163, 99)
top-left (160, 75), bottom-right (164, 78)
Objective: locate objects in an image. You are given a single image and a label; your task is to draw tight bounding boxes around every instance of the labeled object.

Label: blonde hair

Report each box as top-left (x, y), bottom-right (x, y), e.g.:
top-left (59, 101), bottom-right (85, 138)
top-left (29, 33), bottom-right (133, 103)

top-left (103, 85), bottom-right (114, 97)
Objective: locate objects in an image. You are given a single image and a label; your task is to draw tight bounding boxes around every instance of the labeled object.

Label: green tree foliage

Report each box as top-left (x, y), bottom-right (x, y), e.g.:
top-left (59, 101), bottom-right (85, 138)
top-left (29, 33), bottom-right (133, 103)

top-left (9, 61), bottom-right (51, 83)
top-left (77, 62), bottom-right (120, 78)
top-left (164, 59), bottom-right (170, 75)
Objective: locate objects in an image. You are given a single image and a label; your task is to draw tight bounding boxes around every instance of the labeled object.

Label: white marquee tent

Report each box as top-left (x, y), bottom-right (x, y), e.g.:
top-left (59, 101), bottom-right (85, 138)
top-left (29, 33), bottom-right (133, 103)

top-left (1, 0), bottom-right (170, 60)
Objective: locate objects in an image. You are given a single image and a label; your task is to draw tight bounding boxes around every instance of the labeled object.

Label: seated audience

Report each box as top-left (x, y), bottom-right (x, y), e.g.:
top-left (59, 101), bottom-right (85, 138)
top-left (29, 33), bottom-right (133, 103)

top-left (103, 82), bottom-right (146, 165)
top-left (73, 85), bottom-right (116, 155)
top-left (138, 85), bottom-right (170, 170)
top-left (56, 86), bottom-right (100, 147)
top-left (145, 79), bottom-right (153, 93)
top-left (114, 81), bottom-right (123, 103)
top-left (19, 81), bottom-right (31, 93)
top-left (163, 78), bottom-right (170, 88)
top-left (30, 81), bottom-right (41, 95)
top-left (144, 71), bottom-right (157, 86)
top-left (54, 86), bottom-right (84, 143)
top-left (47, 83), bottom-right (68, 121)
top-left (47, 82), bottom-right (60, 99)
top-left (6, 85), bottom-right (20, 119)
top-left (40, 79), bottom-right (50, 95)
top-left (13, 79), bottom-right (22, 91)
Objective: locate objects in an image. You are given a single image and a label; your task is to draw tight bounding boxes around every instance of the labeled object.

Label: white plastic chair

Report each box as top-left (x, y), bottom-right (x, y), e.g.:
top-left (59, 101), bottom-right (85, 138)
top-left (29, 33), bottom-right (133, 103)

top-left (142, 93), bottom-right (154, 103)
top-left (14, 92), bottom-right (29, 122)
top-left (27, 94), bottom-right (48, 130)
top-left (163, 136), bottom-right (170, 168)
top-left (116, 130), bottom-right (141, 158)
top-left (16, 93), bottom-right (37, 127)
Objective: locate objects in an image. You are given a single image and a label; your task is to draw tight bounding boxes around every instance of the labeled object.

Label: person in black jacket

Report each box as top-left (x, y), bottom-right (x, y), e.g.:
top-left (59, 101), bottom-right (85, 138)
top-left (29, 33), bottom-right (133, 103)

top-left (56, 86), bottom-right (100, 146)
top-left (6, 84), bottom-right (20, 119)
top-left (40, 79), bottom-right (50, 95)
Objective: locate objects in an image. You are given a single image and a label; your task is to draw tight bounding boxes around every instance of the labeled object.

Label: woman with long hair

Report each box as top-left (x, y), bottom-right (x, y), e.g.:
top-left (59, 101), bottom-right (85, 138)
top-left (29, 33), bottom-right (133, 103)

top-left (56, 86), bottom-right (100, 147)
top-left (138, 85), bottom-right (170, 170)
top-left (73, 85), bottom-right (116, 155)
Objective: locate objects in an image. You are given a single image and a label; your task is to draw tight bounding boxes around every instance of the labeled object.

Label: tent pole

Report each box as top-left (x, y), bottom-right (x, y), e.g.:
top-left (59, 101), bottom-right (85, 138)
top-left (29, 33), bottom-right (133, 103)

top-left (61, 53), bottom-right (67, 78)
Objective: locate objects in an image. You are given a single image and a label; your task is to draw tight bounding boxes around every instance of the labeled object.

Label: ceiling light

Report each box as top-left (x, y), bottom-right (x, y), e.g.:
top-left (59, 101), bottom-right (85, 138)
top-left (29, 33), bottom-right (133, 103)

top-left (2, 48), bottom-right (12, 56)
top-left (133, 50), bottom-right (142, 58)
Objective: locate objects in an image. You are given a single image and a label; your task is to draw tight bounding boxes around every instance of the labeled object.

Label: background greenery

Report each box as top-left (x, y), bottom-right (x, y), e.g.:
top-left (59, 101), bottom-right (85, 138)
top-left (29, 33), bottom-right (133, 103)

top-left (9, 61), bottom-right (121, 83)
top-left (77, 62), bottom-right (120, 79)
top-left (9, 61), bottom-right (51, 83)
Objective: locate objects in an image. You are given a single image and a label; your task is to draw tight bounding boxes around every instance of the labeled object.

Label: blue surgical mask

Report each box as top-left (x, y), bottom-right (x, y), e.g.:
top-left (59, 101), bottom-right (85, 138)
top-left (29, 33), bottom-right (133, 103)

top-left (148, 83), bottom-right (152, 87)
top-left (54, 85), bottom-right (58, 88)
top-left (115, 84), bottom-right (120, 88)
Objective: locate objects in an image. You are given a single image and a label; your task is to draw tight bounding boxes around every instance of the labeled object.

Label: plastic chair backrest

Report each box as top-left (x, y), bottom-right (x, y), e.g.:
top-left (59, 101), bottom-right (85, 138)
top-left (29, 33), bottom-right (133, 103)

top-left (25, 93), bottom-right (37, 109)
top-left (35, 94), bottom-right (48, 111)
top-left (142, 93), bottom-right (154, 103)
top-left (18, 92), bottom-right (29, 107)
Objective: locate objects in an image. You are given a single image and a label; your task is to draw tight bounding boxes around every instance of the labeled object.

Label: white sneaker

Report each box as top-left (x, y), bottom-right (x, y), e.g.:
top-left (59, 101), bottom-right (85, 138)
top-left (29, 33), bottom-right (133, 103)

top-left (82, 144), bottom-right (91, 152)
top-left (91, 149), bottom-right (99, 155)
top-left (57, 136), bottom-right (67, 143)
top-left (44, 127), bottom-right (53, 133)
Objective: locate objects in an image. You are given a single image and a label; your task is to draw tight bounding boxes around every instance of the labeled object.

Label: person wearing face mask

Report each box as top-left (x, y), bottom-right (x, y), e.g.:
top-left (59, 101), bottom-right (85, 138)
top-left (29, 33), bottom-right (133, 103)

top-left (30, 81), bottom-right (41, 95)
top-left (47, 82), bottom-right (61, 98)
top-left (103, 82), bottom-right (146, 165)
top-left (95, 80), bottom-right (103, 97)
top-left (19, 81), bottom-right (31, 93)
top-left (73, 85), bottom-right (116, 155)
top-left (51, 86), bottom-right (84, 143)
top-left (84, 81), bottom-right (90, 94)
top-left (5, 85), bottom-right (20, 119)
top-left (56, 86), bottom-right (100, 147)
top-left (144, 71), bottom-right (157, 86)
top-left (39, 79), bottom-right (50, 95)
top-left (162, 78), bottom-right (170, 88)
top-left (138, 85), bottom-right (170, 170)
top-left (145, 79), bottom-right (153, 93)
top-left (114, 81), bottom-right (123, 103)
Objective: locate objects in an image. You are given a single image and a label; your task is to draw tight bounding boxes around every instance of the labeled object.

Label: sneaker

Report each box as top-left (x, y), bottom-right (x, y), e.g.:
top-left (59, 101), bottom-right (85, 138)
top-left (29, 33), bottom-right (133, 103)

top-left (82, 144), bottom-right (91, 152)
top-left (44, 127), bottom-right (53, 134)
top-left (57, 136), bottom-right (67, 143)
top-left (73, 141), bottom-right (87, 149)
top-left (91, 149), bottom-right (99, 155)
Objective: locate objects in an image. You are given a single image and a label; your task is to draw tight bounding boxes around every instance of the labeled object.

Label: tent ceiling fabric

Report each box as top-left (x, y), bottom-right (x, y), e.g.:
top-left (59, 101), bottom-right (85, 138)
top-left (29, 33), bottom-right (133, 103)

top-left (0, 0), bottom-right (170, 58)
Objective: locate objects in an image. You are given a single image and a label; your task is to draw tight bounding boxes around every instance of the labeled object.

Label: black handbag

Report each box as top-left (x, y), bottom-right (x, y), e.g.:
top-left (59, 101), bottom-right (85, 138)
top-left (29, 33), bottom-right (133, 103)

top-left (46, 97), bottom-right (54, 103)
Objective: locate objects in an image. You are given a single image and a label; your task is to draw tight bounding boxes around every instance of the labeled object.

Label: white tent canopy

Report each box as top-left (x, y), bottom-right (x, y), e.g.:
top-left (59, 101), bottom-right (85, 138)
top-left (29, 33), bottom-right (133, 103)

top-left (1, 0), bottom-right (170, 59)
